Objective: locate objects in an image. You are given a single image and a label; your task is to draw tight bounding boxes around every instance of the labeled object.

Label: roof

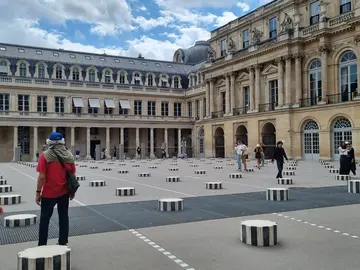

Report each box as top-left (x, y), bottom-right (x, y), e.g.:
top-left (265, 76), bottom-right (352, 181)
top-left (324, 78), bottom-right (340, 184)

top-left (0, 43), bottom-right (193, 75)
top-left (173, 41), bottom-right (210, 65)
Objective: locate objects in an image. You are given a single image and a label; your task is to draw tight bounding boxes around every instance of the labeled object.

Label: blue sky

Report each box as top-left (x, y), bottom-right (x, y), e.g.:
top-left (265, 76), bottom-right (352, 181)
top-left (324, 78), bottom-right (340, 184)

top-left (0, 0), bottom-right (270, 60)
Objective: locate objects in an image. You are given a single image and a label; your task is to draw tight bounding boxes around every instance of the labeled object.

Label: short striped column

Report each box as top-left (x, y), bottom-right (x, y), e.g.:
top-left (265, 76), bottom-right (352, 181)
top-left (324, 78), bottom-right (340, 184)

top-left (277, 178), bottom-right (293, 185)
top-left (195, 170), bottom-right (206, 175)
top-left (240, 220), bottom-right (278, 246)
top-left (0, 194), bottom-right (21, 205)
top-left (138, 172), bottom-right (151, 177)
top-left (158, 198), bottom-right (183, 212)
top-left (348, 180), bottom-right (360, 194)
top-left (76, 176), bottom-right (86, 181)
top-left (266, 188), bottom-right (289, 201)
top-left (166, 176), bottom-right (180, 182)
top-left (4, 214), bottom-right (37, 227)
top-left (206, 182), bottom-right (222, 190)
top-left (17, 245), bottom-right (71, 270)
top-left (0, 185), bottom-right (12, 193)
top-left (89, 180), bottom-right (106, 187)
top-left (336, 175), bottom-right (350, 181)
top-left (116, 187), bottom-right (135, 196)
top-left (0, 179), bottom-right (6, 185)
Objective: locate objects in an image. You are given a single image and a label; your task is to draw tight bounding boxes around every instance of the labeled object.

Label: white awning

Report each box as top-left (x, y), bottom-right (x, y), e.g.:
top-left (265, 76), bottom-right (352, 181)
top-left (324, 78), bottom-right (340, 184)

top-left (72, 97), bottom-right (84, 108)
top-left (119, 100), bottom-right (131, 109)
top-left (88, 98), bottom-right (100, 108)
top-left (104, 99), bottom-right (116, 108)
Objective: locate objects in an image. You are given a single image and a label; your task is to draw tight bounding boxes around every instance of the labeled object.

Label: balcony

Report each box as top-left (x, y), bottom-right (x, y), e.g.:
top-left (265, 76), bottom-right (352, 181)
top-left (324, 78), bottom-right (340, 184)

top-left (211, 111), bottom-right (225, 119)
top-left (233, 106), bottom-right (248, 115)
top-left (259, 102), bottom-right (277, 112)
top-left (327, 91), bottom-right (359, 104)
top-left (329, 11), bottom-right (355, 27)
top-left (0, 76), bottom-right (184, 96)
top-left (299, 96), bottom-right (323, 107)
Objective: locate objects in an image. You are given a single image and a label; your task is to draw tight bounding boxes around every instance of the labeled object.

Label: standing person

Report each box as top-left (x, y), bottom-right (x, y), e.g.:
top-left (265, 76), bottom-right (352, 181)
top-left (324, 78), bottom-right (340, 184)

top-left (339, 141), bottom-right (350, 175)
top-left (0, 206), bottom-right (3, 214)
top-left (136, 146), bottom-right (141, 159)
top-left (348, 143), bottom-right (356, 176)
top-left (271, 141), bottom-right (288, 179)
top-left (241, 143), bottom-right (248, 171)
top-left (36, 132), bottom-right (76, 246)
top-left (112, 146), bottom-right (117, 160)
top-left (234, 141), bottom-right (247, 171)
top-left (75, 150), bottom-right (80, 160)
top-left (260, 143), bottom-right (265, 167)
top-left (254, 144), bottom-right (262, 169)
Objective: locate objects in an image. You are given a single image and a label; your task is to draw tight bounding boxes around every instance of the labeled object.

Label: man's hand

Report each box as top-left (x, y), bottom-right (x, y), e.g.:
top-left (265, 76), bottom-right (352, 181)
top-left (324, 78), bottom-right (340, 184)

top-left (70, 194), bottom-right (75, 200)
top-left (35, 193), bottom-right (41, 206)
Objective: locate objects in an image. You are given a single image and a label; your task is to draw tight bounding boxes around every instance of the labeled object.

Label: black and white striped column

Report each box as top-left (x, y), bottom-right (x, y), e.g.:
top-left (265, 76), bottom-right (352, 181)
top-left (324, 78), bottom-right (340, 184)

top-left (229, 173), bottom-right (242, 179)
top-left (76, 176), bottom-right (86, 181)
top-left (169, 167), bottom-right (179, 171)
top-left (266, 188), bottom-right (289, 201)
top-left (277, 178), bottom-right (293, 185)
top-left (116, 187), bottom-right (135, 196)
top-left (348, 180), bottom-right (360, 194)
top-left (336, 175), bottom-right (350, 181)
top-left (17, 245), bottom-right (71, 270)
top-left (148, 166), bottom-right (157, 169)
top-left (0, 185), bottom-right (12, 193)
top-left (0, 179), bottom-right (6, 185)
top-left (240, 220), bottom-right (278, 246)
top-left (195, 170), bottom-right (206, 175)
top-left (283, 171), bottom-right (295, 176)
top-left (89, 180), bottom-right (106, 187)
top-left (102, 168), bottom-right (112, 171)
top-left (89, 166), bottom-right (98, 169)
top-left (206, 182), bottom-right (222, 190)
top-left (118, 170), bottom-right (129, 174)
top-left (0, 194), bottom-right (21, 205)
top-left (166, 176), bottom-right (180, 182)
top-left (4, 214), bottom-right (37, 227)
top-left (138, 172), bottom-right (151, 177)
top-left (158, 198), bottom-right (183, 212)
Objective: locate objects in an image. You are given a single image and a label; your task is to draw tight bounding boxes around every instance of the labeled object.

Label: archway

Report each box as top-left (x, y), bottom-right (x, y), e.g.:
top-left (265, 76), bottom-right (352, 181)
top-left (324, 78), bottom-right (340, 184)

top-left (302, 120), bottom-right (320, 160)
top-left (198, 127), bottom-right (205, 158)
top-left (214, 127), bottom-right (225, 158)
top-left (332, 117), bottom-right (352, 160)
top-left (261, 122), bottom-right (276, 159)
top-left (235, 125), bottom-right (248, 146)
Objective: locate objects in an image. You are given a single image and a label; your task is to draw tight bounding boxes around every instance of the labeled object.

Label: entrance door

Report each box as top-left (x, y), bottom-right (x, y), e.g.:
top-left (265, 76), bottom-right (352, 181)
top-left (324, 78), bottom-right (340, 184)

top-left (302, 120), bottom-right (320, 160)
top-left (332, 117), bottom-right (352, 160)
top-left (90, 140), bottom-right (101, 159)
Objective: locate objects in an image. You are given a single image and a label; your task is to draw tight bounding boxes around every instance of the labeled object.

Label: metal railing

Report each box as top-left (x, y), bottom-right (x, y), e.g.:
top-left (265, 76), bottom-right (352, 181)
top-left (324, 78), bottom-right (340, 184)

top-left (211, 111), bottom-right (225, 119)
top-left (233, 106), bottom-right (247, 115)
top-left (258, 102), bottom-right (277, 112)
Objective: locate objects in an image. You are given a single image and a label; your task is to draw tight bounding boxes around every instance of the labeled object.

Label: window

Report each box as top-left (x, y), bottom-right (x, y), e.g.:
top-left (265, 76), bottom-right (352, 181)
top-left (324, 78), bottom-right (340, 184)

top-left (55, 66), bottom-right (62, 80)
top-left (36, 50), bottom-right (42, 55)
top-left (203, 98), bottom-right (206, 117)
top-left (37, 96), bottom-right (47, 113)
top-left (161, 76), bottom-right (167, 87)
top-left (104, 103), bottom-right (113, 115)
top-left (18, 48), bottom-right (24, 53)
top-left (269, 80), bottom-right (278, 110)
top-left (88, 100), bottom-right (98, 114)
top-left (134, 73), bottom-right (141, 85)
top-left (269, 17), bottom-right (277, 38)
top-left (243, 29), bottom-right (249, 48)
top-left (308, 59), bottom-right (322, 105)
top-left (161, 102), bottom-right (168, 116)
top-left (72, 68), bottom-right (80, 81)
top-left (0, 46), bottom-right (5, 51)
top-left (53, 52), bottom-right (59, 57)
top-left (187, 101), bottom-right (192, 117)
top-left (339, 51), bottom-right (358, 102)
top-left (134, 100), bottom-right (142, 115)
top-left (220, 39), bottom-right (227, 57)
top-left (0, 94), bottom-right (9, 111)
top-left (147, 101), bottom-right (156, 116)
top-left (114, 59), bottom-right (120, 63)
top-left (119, 107), bottom-right (128, 115)
top-left (174, 102), bottom-right (182, 117)
top-left (129, 60), bottom-right (135, 64)
top-left (0, 61), bottom-right (8, 76)
top-left (196, 100), bottom-right (199, 118)
top-left (221, 92), bottom-right (226, 112)
top-left (69, 54), bottom-right (76, 58)
top-left (18, 95), bottom-right (29, 112)
top-left (85, 56), bottom-right (91, 60)
top-left (142, 62), bottom-right (148, 66)
top-left (89, 69), bottom-right (96, 82)
top-left (104, 70), bottom-right (111, 83)
top-left (38, 64), bottom-right (45, 79)
top-left (340, 0), bottom-right (351, 14)
top-left (174, 77), bottom-right (180, 88)
top-left (119, 72), bottom-right (126, 84)
top-left (310, 1), bottom-right (320, 25)
top-left (148, 75), bottom-right (154, 86)
top-left (18, 126), bottom-right (30, 155)
top-left (55, 97), bottom-right (65, 113)
top-left (19, 63), bottom-right (27, 77)
top-left (243, 86), bottom-right (250, 108)
top-left (167, 64), bottom-right (173, 68)
top-left (155, 63), bottom-right (161, 67)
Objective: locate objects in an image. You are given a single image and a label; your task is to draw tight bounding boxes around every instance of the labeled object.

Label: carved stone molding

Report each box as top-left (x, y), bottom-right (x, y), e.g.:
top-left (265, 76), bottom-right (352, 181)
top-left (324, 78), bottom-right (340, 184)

top-left (318, 45), bottom-right (331, 55)
top-left (274, 57), bottom-right (283, 64)
top-left (293, 53), bottom-right (305, 60)
top-left (246, 66), bottom-right (254, 72)
top-left (283, 55), bottom-right (292, 62)
top-left (254, 64), bottom-right (263, 70)
top-left (354, 35), bottom-right (360, 45)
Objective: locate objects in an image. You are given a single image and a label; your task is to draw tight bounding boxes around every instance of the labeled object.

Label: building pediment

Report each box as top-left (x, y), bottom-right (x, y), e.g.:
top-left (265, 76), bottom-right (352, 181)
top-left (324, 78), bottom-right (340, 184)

top-left (236, 72), bottom-right (249, 82)
top-left (216, 79), bottom-right (226, 87)
top-left (262, 64), bottom-right (278, 75)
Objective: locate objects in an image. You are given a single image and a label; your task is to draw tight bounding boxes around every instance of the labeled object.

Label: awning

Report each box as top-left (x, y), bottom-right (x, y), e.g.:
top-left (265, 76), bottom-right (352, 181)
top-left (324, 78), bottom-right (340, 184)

top-left (88, 98), bottom-right (100, 108)
top-left (104, 99), bottom-right (116, 108)
top-left (72, 97), bottom-right (84, 108)
top-left (119, 100), bottom-right (131, 109)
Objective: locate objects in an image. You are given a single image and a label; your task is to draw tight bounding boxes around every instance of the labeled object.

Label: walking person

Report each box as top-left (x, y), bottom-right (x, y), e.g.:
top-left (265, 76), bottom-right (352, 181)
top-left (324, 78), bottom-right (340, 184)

top-left (260, 143), bottom-right (265, 167)
top-left (254, 144), bottom-right (262, 169)
top-left (348, 143), bottom-right (356, 176)
top-left (339, 141), bottom-right (350, 175)
top-left (272, 141), bottom-right (288, 179)
top-left (136, 146), bottom-right (141, 159)
top-left (36, 132), bottom-right (76, 246)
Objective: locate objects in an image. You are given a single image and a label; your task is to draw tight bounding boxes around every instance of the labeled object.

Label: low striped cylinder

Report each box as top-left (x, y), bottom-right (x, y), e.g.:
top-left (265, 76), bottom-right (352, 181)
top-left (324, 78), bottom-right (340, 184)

top-left (283, 171), bottom-right (295, 176)
top-left (76, 176), bottom-right (86, 181)
top-left (229, 173), bottom-right (242, 179)
top-left (324, 165), bottom-right (334, 169)
top-left (158, 198), bottom-right (183, 212)
top-left (102, 168), bottom-right (112, 171)
top-left (277, 178), bottom-right (293, 185)
top-left (240, 220), bottom-right (278, 247)
top-left (0, 194), bottom-right (21, 205)
top-left (322, 162), bottom-right (330, 166)
top-left (79, 165), bottom-right (87, 168)
top-left (148, 166), bottom-right (157, 169)
top-left (116, 187), bottom-right (135, 196)
top-left (4, 214), bottom-right (37, 227)
top-left (336, 175), bottom-right (350, 181)
top-left (213, 166), bottom-right (223, 169)
top-left (89, 180), bottom-right (106, 187)
top-left (245, 168), bottom-right (254, 172)
top-left (107, 162), bottom-right (114, 165)
top-left (0, 185), bottom-right (12, 193)
top-left (286, 167), bottom-right (296, 171)
top-left (132, 164), bottom-right (140, 167)
top-left (166, 176), bottom-right (180, 182)
top-left (0, 179), bottom-right (7, 185)
top-left (170, 163), bottom-right (178, 166)
top-left (98, 161), bottom-right (104, 164)
top-left (190, 164), bottom-right (198, 167)
top-left (17, 245), bottom-right (71, 270)
top-left (206, 182), bottom-right (222, 190)
top-left (169, 167), bottom-right (179, 171)
top-left (226, 163), bottom-right (235, 166)
top-left (266, 188), bottom-right (289, 201)
top-left (216, 160), bottom-right (223, 163)
top-left (31, 164), bottom-right (36, 168)
top-left (119, 163), bottom-right (126, 166)
top-left (138, 172), bottom-right (151, 177)
top-left (329, 169), bottom-right (339, 174)
top-left (195, 170), bottom-right (206, 175)
top-left (348, 180), bottom-right (360, 194)
top-left (118, 170), bottom-right (129, 174)
top-left (89, 166), bottom-right (98, 169)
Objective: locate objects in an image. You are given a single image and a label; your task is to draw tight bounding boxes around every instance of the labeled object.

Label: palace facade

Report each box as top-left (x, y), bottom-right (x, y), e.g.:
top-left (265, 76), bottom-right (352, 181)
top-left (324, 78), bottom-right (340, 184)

top-left (0, 0), bottom-right (359, 161)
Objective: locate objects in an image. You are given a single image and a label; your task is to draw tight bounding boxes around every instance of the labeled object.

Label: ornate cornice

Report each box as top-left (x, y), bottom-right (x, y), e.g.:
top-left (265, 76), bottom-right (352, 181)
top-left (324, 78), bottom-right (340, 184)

top-left (293, 53), bottom-right (305, 60)
top-left (254, 64), bottom-right (263, 70)
top-left (318, 44), bottom-right (331, 55)
top-left (246, 66), bottom-right (254, 72)
top-left (283, 55), bottom-right (292, 62)
top-left (354, 35), bottom-right (360, 45)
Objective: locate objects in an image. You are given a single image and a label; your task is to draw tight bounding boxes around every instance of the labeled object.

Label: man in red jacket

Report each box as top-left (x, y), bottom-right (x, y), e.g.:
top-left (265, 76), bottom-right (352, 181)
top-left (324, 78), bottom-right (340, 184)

top-left (36, 132), bottom-right (76, 246)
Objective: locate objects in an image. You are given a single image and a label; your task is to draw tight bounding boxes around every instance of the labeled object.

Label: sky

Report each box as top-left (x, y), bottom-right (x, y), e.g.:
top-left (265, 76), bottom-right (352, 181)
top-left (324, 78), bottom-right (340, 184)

top-left (0, 0), bottom-right (272, 61)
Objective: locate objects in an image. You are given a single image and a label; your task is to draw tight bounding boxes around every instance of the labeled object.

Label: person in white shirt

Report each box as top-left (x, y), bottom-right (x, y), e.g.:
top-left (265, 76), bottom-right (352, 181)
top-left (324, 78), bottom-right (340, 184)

top-left (339, 141), bottom-right (351, 175)
top-left (234, 141), bottom-right (248, 171)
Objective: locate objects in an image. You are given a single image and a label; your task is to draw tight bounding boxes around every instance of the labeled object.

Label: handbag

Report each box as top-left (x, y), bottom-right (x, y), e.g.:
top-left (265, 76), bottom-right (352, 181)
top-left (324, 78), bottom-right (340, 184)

top-left (51, 149), bottom-right (80, 195)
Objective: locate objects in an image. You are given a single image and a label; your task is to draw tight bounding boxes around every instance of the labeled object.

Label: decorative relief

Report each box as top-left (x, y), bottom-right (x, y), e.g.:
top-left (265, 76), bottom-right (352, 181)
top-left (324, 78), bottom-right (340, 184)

top-left (293, 53), bottom-right (305, 60)
top-left (279, 13), bottom-right (295, 35)
top-left (283, 55), bottom-right (292, 62)
top-left (318, 45), bottom-right (331, 55)
top-left (354, 35), bottom-right (360, 45)
top-left (227, 37), bottom-right (236, 53)
top-left (252, 28), bottom-right (263, 45)
top-left (246, 66), bottom-right (254, 72)
top-left (207, 46), bottom-right (216, 61)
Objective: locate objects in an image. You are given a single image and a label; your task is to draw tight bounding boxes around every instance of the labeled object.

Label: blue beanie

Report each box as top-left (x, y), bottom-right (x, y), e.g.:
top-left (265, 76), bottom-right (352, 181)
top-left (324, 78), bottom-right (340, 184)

top-left (49, 132), bottom-right (63, 141)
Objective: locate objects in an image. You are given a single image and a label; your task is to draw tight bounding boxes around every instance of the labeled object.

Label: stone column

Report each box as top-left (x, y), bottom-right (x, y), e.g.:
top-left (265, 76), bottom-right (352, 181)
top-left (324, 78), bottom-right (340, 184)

top-left (294, 54), bottom-right (303, 107)
top-left (209, 79), bottom-right (214, 117)
top-left (33, 126), bottom-right (38, 162)
top-left (164, 128), bottom-right (169, 157)
top-left (276, 58), bottom-right (284, 108)
top-left (86, 127), bottom-right (91, 159)
top-left (136, 128), bottom-right (140, 149)
top-left (205, 81), bottom-right (210, 117)
top-left (13, 126), bottom-right (18, 161)
top-left (177, 128), bottom-right (182, 157)
top-left (70, 127), bottom-right (75, 154)
top-left (199, 99), bottom-right (204, 120)
top-left (225, 74), bottom-right (230, 114)
top-left (285, 56), bottom-right (292, 107)
top-left (320, 45), bottom-right (330, 103)
top-left (248, 67), bottom-right (255, 111)
top-left (120, 128), bottom-right (124, 145)
top-left (230, 72), bottom-right (236, 115)
top-left (254, 65), bottom-right (261, 112)
top-left (150, 128), bottom-right (155, 158)
top-left (105, 127), bottom-right (110, 159)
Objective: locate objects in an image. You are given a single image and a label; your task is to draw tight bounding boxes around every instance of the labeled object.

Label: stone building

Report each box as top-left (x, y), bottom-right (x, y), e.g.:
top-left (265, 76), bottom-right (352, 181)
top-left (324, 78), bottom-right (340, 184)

top-left (0, 0), bottom-right (359, 161)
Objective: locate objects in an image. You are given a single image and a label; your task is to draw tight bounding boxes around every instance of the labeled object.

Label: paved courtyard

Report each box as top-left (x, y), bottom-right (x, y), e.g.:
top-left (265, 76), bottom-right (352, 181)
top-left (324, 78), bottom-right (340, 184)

top-left (0, 158), bottom-right (359, 270)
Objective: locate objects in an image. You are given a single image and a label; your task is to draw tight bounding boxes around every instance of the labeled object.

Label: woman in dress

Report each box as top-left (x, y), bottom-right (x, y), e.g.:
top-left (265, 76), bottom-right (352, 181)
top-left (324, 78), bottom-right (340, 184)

top-left (254, 144), bottom-right (262, 169)
top-left (339, 141), bottom-right (350, 175)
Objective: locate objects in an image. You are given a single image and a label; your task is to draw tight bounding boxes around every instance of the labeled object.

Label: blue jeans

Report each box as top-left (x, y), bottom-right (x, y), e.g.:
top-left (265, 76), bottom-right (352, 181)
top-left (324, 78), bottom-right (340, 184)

top-left (236, 154), bottom-right (242, 170)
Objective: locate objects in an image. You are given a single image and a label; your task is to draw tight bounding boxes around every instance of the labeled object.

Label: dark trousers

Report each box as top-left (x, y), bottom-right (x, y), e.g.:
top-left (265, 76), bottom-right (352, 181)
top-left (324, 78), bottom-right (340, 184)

top-left (276, 160), bottom-right (284, 179)
top-left (38, 193), bottom-right (69, 246)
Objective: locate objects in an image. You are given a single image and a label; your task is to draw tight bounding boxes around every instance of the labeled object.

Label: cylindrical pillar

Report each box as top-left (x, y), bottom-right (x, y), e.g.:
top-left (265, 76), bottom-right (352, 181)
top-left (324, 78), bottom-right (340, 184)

top-left (33, 127), bottom-right (38, 162)
top-left (86, 127), bottom-right (91, 159)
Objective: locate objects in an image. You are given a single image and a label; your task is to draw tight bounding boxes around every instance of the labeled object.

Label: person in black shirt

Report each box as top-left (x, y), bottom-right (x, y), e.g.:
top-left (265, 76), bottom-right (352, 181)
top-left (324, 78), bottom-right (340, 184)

top-left (272, 141), bottom-right (288, 179)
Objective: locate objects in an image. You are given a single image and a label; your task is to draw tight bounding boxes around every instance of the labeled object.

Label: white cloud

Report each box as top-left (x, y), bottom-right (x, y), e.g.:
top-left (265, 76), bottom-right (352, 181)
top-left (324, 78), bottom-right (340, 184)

top-left (155, 0), bottom-right (239, 9)
top-left (139, 5), bottom-right (147, 11)
top-left (213, 12), bottom-right (238, 27)
top-left (237, 1), bottom-right (250, 12)
top-left (133, 15), bottom-right (174, 30)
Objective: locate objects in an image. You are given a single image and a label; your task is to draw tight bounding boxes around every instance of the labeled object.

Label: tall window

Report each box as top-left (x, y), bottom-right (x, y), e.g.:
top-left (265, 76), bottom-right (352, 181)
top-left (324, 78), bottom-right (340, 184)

top-left (203, 98), bottom-right (206, 117)
top-left (221, 92), bottom-right (226, 112)
top-left (147, 101), bottom-right (156, 116)
top-left (18, 126), bottom-right (30, 155)
top-left (104, 70), bottom-right (111, 83)
top-left (310, 1), bottom-right (320, 25)
top-left (161, 102), bottom-right (168, 116)
top-left (88, 100), bottom-right (98, 114)
top-left (55, 66), bottom-right (62, 80)
top-left (119, 72), bottom-right (126, 84)
top-left (195, 100), bottom-right (199, 118)
top-left (38, 64), bottom-right (45, 79)
top-left (18, 94), bottom-right (29, 112)
top-left (19, 63), bottom-right (27, 77)
top-left (269, 80), bottom-right (278, 110)
top-left (55, 97), bottom-right (65, 113)
top-left (0, 94), bottom-right (9, 111)
top-left (72, 68), bottom-right (80, 81)
top-left (220, 39), bottom-right (227, 57)
top-left (243, 29), bottom-right (249, 48)
top-left (174, 77), bottom-right (179, 88)
top-left (134, 73), bottom-right (141, 85)
top-left (339, 51), bottom-right (358, 102)
top-left (37, 96), bottom-right (47, 112)
top-left (89, 69), bottom-right (96, 82)
top-left (174, 102), bottom-right (182, 117)
top-left (269, 17), bottom-right (277, 38)
top-left (148, 75), bottom-right (154, 86)
top-left (243, 86), bottom-right (250, 108)
top-left (134, 100), bottom-right (142, 115)
top-left (72, 100), bottom-right (82, 114)
top-left (0, 61), bottom-right (7, 76)
top-left (309, 59), bottom-right (322, 105)
top-left (187, 102), bottom-right (192, 117)
top-left (161, 76), bottom-right (167, 87)
top-left (340, 0), bottom-right (351, 14)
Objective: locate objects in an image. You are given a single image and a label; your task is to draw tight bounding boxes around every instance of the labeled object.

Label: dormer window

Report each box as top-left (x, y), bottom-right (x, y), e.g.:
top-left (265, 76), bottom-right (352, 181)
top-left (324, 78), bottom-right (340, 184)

top-left (155, 63), bottom-right (160, 67)
top-left (70, 54), bottom-right (76, 58)
top-left (89, 69), bottom-right (96, 82)
top-left (55, 66), bottom-right (62, 80)
top-left (100, 57), bottom-right (106, 61)
top-left (148, 75), bottom-right (154, 86)
top-left (114, 59), bottom-right (120, 63)
top-left (167, 64), bottom-right (173, 68)
top-left (73, 68), bottom-right (80, 81)
top-left (104, 70), bottom-right (111, 83)
top-left (119, 72), bottom-right (126, 84)
top-left (0, 46), bottom-right (5, 51)
top-left (129, 60), bottom-right (135, 64)
top-left (85, 56), bottom-right (91, 60)
top-left (36, 50), bottom-right (42, 55)
top-left (161, 75), bottom-right (167, 87)
top-left (38, 64), bottom-right (45, 79)
top-left (174, 77), bottom-right (179, 88)
top-left (19, 63), bottom-right (27, 77)
top-left (134, 73), bottom-right (141, 85)
top-left (53, 52), bottom-right (59, 57)
top-left (18, 48), bottom-right (25, 53)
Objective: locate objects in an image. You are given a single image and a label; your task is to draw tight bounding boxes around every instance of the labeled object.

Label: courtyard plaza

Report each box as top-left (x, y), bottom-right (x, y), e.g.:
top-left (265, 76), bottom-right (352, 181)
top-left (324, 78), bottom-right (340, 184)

top-left (0, 157), bottom-right (359, 269)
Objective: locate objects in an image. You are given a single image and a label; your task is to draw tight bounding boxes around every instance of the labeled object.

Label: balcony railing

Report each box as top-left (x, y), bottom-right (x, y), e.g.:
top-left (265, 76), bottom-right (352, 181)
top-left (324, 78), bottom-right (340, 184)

top-left (259, 102), bottom-right (277, 112)
top-left (211, 111), bottom-right (225, 119)
top-left (0, 111), bottom-right (195, 122)
top-left (233, 106), bottom-right (247, 115)
top-left (329, 11), bottom-right (355, 27)
top-left (327, 91), bottom-right (359, 104)
top-left (0, 76), bottom-right (184, 95)
top-left (299, 96), bottom-right (322, 107)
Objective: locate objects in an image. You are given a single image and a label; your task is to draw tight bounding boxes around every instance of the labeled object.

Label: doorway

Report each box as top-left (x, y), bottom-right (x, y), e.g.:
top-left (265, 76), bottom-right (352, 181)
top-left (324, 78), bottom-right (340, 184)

top-left (90, 140), bottom-right (101, 159)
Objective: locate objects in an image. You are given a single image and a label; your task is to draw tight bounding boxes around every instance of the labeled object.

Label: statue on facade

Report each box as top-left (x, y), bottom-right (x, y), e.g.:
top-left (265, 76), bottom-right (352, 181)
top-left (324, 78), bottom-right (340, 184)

top-left (207, 46), bottom-right (216, 61)
top-left (227, 37), bottom-right (236, 53)
top-left (280, 13), bottom-right (295, 35)
top-left (252, 28), bottom-right (263, 45)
